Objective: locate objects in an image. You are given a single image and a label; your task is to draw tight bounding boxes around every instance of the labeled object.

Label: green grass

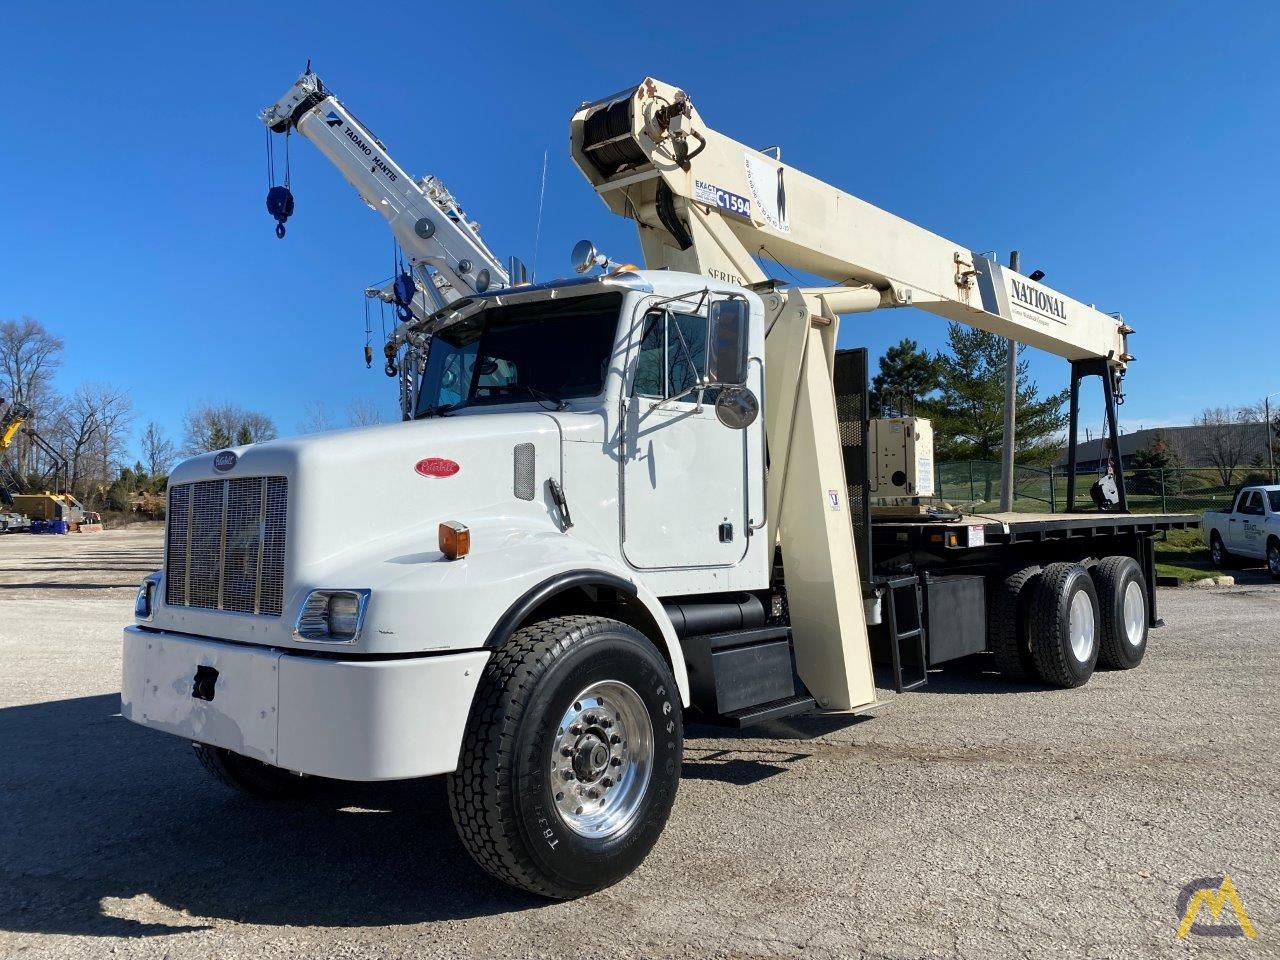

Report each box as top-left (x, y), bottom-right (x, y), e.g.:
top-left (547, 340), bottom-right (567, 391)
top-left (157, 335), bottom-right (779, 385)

top-left (1154, 528), bottom-right (1225, 584)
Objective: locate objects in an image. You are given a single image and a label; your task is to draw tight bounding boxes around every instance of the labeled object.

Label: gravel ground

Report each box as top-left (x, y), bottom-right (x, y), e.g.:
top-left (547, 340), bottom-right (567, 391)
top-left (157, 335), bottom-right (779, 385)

top-left (1, 528), bottom-right (1277, 959)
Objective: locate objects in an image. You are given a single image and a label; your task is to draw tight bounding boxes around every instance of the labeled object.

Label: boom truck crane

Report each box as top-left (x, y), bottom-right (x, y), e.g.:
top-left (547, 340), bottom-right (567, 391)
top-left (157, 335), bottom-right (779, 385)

top-left (260, 69), bottom-right (521, 417)
top-left (121, 76), bottom-right (1199, 900)
top-left (0, 397), bottom-right (83, 527)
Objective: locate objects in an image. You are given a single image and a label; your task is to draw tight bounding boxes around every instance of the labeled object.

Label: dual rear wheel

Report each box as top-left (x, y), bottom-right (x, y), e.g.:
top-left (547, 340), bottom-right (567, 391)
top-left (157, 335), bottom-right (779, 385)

top-left (992, 556), bottom-right (1148, 688)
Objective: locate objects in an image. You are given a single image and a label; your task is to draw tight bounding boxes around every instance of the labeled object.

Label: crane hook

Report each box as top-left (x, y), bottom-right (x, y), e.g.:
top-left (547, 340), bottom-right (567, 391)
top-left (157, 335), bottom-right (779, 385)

top-left (266, 185), bottom-right (294, 239)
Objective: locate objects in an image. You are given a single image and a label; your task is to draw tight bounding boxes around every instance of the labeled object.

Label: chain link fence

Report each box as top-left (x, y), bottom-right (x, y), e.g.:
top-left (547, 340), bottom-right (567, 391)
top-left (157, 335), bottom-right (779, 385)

top-left (935, 462), bottom-right (1277, 516)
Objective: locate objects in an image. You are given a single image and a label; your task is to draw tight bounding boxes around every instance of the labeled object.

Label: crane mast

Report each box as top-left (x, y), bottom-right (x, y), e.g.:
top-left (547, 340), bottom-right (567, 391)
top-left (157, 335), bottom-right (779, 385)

top-left (570, 79), bottom-right (1134, 382)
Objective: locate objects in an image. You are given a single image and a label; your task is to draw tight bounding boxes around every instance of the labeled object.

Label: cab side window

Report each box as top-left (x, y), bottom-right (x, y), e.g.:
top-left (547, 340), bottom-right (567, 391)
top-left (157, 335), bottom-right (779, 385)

top-left (1241, 492), bottom-right (1264, 516)
top-left (632, 312), bottom-right (665, 398)
top-left (631, 309), bottom-right (717, 402)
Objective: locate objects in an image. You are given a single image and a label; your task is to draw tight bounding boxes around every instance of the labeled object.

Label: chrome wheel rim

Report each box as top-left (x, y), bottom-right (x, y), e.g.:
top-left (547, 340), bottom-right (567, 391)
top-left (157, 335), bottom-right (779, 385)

top-left (550, 680), bottom-right (653, 839)
top-left (1211, 540), bottom-right (1223, 565)
top-left (1068, 590), bottom-right (1096, 663)
top-left (1122, 580), bottom-right (1145, 647)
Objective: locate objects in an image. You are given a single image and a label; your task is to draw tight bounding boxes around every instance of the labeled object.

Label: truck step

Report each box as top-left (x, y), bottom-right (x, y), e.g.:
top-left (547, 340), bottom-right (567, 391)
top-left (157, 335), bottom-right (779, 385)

top-left (720, 694), bottom-right (817, 729)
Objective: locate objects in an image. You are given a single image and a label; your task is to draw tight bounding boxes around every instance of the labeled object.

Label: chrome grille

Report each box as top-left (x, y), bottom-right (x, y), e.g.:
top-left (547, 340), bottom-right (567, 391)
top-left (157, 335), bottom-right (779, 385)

top-left (165, 476), bottom-right (288, 616)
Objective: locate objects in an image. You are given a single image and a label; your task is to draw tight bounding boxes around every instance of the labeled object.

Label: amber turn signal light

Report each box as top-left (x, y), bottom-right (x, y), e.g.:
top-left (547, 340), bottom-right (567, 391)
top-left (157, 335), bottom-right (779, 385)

top-left (439, 521), bottom-right (470, 560)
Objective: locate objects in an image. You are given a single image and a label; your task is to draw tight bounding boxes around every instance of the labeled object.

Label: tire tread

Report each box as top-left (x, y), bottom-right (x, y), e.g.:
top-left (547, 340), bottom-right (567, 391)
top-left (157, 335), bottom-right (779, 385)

top-left (989, 565), bottom-right (1041, 679)
top-left (446, 615), bottom-right (644, 899)
top-left (1028, 561), bottom-right (1096, 688)
top-left (1092, 555), bottom-right (1144, 670)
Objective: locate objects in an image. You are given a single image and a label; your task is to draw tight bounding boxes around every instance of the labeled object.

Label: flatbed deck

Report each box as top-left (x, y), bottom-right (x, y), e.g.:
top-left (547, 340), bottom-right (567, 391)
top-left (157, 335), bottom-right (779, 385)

top-left (871, 511), bottom-right (1200, 551)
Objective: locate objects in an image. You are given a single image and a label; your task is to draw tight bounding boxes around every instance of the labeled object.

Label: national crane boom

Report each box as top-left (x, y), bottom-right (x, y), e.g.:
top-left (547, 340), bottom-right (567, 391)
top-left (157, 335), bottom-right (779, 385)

top-left (570, 78), bottom-right (1133, 378)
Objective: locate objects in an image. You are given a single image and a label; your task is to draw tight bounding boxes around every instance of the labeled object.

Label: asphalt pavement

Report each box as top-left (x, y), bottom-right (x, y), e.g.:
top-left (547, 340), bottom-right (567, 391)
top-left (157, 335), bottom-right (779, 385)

top-left (1, 528), bottom-right (1276, 959)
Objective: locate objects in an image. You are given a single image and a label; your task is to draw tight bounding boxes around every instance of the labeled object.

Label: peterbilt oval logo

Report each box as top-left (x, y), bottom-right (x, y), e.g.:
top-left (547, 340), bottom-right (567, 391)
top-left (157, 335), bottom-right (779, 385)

top-left (213, 450), bottom-right (238, 472)
top-left (414, 457), bottom-right (460, 478)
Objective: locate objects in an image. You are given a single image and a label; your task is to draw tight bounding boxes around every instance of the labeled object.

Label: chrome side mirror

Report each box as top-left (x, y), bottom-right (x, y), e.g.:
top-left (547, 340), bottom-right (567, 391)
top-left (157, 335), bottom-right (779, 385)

top-left (706, 299), bottom-right (749, 387)
top-left (572, 240), bottom-right (599, 274)
top-left (715, 387), bottom-right (759, 430)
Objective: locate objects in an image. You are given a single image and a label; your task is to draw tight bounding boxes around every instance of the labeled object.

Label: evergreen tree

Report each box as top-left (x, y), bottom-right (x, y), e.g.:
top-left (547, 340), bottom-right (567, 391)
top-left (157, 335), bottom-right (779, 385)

top-left (923, 324), bottom-right (1068, 467)
top-left (869, 338), bottom-right (940, 417)
top-left (1129, 432), bottom-right (1180, 494)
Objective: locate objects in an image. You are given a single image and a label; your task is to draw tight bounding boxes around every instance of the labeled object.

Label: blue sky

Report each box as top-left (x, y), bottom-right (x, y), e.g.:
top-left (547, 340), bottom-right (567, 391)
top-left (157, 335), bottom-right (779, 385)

top-left (3, 2), bottom-right (1277, 461)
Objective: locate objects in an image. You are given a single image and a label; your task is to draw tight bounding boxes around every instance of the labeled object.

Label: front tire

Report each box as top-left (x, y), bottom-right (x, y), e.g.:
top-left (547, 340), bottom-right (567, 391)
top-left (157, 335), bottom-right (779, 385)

top-left (447, 615), bottom-right (682, 899)
top-left (1028, 562), bottom-right (1101, 688)
top-left (1268, 538), bottom-right (1280, 581)
top-left (193, 743), bottom-right (318, 799)
top-left (1091, 556), bottom-right (1148, 670)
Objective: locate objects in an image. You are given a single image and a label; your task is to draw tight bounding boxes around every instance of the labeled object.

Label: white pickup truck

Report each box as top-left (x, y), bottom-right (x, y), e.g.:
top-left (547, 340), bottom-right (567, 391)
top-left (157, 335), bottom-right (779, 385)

top-left (1204, 485), bottom-right (1280, 579)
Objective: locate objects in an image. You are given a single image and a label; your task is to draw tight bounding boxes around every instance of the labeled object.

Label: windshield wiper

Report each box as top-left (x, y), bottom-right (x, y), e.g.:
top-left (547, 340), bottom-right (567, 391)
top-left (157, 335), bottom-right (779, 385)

top-left (420, 401), bottom-right (465, 419)
top-left (526, 385), bottom-right (568, 411)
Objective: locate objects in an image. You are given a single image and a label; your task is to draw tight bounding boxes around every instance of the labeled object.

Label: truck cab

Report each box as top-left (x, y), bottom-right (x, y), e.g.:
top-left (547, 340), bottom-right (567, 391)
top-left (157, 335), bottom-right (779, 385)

top-left (1205, 485), bottom-right (1280, 577)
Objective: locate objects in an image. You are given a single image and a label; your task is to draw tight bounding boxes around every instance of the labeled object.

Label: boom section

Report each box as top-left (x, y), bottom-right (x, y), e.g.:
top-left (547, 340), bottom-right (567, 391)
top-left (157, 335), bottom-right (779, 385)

top-left (570, 78), bottom-right (1131, 371)
top-left (262, 72), bottom-right (507, 305)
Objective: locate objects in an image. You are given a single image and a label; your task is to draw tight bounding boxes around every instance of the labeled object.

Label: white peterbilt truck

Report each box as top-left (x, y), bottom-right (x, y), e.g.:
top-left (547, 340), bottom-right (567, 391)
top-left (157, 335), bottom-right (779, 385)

top-left (122, 73), bottom-right (1197, 898)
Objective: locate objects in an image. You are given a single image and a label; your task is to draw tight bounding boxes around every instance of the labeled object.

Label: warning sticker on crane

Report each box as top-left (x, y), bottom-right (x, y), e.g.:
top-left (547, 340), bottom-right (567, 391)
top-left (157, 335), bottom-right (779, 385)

top-left (744, 153), bottom-right (789, 234)
top-left (694, 180), bottom-right (752, 220)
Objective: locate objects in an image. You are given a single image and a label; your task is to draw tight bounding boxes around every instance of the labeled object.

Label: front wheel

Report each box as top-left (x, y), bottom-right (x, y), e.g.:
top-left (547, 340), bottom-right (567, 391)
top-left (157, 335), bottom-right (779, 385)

top-left (447, 615), bottom-right (682, 899)
top-left (193, 743), bottom-right (319, 799)
top-left (1268, 539), bottom-right (1280, 581)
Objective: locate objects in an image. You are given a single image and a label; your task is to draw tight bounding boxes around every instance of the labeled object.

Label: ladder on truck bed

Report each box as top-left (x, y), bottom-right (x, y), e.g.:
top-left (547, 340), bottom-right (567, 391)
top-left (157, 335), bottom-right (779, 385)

top-left (833, 348), bottom-right (928, 694)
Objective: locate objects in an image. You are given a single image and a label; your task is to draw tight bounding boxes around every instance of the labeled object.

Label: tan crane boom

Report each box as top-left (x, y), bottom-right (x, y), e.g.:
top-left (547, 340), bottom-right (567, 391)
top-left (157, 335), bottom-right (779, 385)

top-left (570, 78), bottom-right (1133, 380)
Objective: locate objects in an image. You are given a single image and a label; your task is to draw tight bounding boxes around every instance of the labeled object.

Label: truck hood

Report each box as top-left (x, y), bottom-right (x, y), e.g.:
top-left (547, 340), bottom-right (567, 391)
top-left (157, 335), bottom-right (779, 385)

top-left (170, 413), bottom-right (562, 564)
top-left (154, 414), bottom-right (565, 649)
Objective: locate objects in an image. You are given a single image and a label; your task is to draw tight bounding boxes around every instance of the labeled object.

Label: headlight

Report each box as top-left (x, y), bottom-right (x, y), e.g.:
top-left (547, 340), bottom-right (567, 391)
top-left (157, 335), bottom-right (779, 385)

top-left (294, 589), bottom-right (370, 643)
top-left (135, 571), bottom-right (161, 620)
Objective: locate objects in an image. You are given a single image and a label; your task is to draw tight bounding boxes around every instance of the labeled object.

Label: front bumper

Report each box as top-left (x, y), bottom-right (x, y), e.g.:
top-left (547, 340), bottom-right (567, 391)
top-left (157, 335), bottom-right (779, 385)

top-left (121, 626), bottom-right (488, 781)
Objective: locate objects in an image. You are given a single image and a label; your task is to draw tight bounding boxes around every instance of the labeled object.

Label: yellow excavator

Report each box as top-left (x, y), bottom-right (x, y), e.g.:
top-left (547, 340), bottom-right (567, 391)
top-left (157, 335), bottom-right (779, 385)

top-left (0, 397), bottom-right (86, 528)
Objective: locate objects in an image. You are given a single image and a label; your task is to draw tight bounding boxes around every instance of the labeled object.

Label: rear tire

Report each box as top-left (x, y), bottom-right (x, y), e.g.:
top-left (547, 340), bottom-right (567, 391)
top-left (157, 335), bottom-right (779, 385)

top-left (988, 565), bottom-right (1041, 679)
top-left (1091, 556), bottom-right (1148, 670)
top-left (1267, 538), bottom-right (1280, 582)
top-left (447, 615), bottom-right (682, 900)
top-left (193, 743), bottom-right (318, 799)
top-left (1028, 562), bottom-right (1100, 688)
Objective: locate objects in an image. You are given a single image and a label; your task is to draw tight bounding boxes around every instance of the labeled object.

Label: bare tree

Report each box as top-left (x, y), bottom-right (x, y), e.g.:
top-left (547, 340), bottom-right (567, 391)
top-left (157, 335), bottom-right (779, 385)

top-left (299, 401), bottom-right (334, 434)
top-left (183, 402), bottom-right (278, 455)
top-left (1194, 406), bottom-right (1258, 486)
top-left (0, 317), bottom-right (64, 475)
top-left (48, 383), bottom-right (134, 496)
top-left (346, 397), bottom-right (383, 428)
top-left (141, 422), bottom-right (178, 478)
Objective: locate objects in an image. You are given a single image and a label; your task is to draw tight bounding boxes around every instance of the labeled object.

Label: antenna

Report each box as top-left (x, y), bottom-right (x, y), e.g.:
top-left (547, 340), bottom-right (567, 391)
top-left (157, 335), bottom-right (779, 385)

top-left (532, 149), bottom-right (548, 283)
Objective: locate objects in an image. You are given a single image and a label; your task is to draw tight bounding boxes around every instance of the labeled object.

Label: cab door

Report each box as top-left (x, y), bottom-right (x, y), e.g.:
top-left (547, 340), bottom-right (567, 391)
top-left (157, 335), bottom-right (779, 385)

top-left (1235, 491), bottom-right (1266, 557)
top-left (621, 306), bottom-right (751, 569)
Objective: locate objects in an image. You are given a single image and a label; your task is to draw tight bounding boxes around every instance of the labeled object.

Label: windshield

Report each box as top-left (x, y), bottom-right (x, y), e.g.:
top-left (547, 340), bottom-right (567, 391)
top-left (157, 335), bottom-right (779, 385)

top-left (415, 292), bottom-right (623, 418)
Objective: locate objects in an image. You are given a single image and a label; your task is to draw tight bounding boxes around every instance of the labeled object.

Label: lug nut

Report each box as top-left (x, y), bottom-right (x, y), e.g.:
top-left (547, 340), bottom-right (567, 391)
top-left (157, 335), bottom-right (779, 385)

top-left (587, 788), bottom-right (600, 799)
top-left (570, 724), bottom-right (583, 735)
top-left (561, 746), bottom-right (573, 757)
top-left (602, 777), bottom-right (613, 788)
top-left (600, 718), bottom-right (613, 729)
top-left (562, 770), bottom-right (574, 780)
top-left (610, 734), bottom-right (621, 745)
top-left (585, 714), bottom-right (597, 724)
top-left (610, 757), bottom-right (622, 767)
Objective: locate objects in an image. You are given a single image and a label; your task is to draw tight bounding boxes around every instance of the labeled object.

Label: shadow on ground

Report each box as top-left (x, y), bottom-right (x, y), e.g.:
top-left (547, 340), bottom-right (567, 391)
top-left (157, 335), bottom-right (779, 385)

top-left (0, 694), bottom-right (541, 937)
